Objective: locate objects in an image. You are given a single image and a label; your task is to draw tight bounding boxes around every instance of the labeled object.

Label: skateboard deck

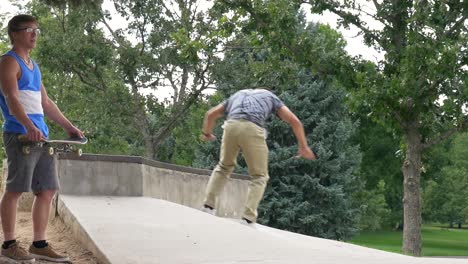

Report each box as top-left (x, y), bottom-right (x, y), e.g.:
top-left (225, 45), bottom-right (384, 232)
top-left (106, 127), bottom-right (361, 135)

top-left (18, 135), bottom-right (87, 156)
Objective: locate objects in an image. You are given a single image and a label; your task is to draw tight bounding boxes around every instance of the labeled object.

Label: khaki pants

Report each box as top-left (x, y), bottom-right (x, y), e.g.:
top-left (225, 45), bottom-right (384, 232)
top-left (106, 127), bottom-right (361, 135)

top-left (203, 119), bottom-right (269, 222)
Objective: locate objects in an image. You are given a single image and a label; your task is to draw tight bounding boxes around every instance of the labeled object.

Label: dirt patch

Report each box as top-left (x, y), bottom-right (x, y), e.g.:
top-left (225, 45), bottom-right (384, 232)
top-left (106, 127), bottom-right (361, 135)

top-left (0, 210), bottom-right (100, 264)
top-left (1, 162), bottom-right (100, 263)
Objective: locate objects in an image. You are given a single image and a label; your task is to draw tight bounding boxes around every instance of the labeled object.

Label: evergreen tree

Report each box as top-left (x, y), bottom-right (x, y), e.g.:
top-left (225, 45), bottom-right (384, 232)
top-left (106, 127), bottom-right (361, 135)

top-left (260, 74), bottom-right (361, 240)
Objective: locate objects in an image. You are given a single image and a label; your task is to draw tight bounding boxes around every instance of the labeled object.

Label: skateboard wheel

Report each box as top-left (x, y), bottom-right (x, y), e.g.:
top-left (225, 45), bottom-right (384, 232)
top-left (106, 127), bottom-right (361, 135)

top-left (76, 149), bottom-right (82, 157)
top-left (48, 147), bottom-right (54, 155)
top-left (22, 146), bottom-right (30, 155)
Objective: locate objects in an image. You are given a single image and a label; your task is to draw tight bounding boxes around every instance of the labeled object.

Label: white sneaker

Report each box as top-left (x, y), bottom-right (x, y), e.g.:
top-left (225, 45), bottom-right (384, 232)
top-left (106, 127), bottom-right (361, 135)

top-left (201, 205), bottom-right (216, 215)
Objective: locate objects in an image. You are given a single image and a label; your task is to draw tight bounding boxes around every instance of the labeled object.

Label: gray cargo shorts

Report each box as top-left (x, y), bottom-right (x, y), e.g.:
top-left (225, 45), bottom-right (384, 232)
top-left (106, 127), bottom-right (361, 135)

top-left (3, 132), bottom-right (59, 193)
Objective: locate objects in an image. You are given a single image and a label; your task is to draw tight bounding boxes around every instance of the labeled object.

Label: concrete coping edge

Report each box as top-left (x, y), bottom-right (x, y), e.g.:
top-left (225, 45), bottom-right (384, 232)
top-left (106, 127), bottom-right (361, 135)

top-left (58, 153), bottom-right (250, 180)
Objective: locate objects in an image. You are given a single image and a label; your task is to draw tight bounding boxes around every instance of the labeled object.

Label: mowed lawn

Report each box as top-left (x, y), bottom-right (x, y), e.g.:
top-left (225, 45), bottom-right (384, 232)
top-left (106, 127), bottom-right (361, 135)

top-left (348, 225), bottom-right (468, 256)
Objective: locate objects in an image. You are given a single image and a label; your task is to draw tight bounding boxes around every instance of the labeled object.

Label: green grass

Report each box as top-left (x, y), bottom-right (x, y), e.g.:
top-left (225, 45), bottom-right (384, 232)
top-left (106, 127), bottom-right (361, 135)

top-left (347, 224), bottom-right (468, 256)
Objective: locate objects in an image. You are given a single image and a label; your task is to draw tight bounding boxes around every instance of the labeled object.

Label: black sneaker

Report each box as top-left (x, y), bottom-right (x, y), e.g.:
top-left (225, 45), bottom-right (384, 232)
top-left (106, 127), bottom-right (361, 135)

top-left (201, 204), bottom-right (216, 215)
top-left (241, 217), bottom-right (253, 224)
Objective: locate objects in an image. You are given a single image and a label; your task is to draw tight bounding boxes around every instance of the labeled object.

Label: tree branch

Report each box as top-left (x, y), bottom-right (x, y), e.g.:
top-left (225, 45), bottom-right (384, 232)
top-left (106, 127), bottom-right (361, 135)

top-left (99, 12), bottom-right (126, 49)
top-left (422, 127), bottom-right (459, 150)
top-left (139, 77), bottom-right (162, 89)
top-left (151, 87), bottom-right (206, 150)
top-left (69, 65), bottom-right (98, 88)
top-left (441, 14), bottom-right (467, 39)
top-left (332, 8), bottom-right (381, 45)
top-left (301, 0), bottom-right (382, 46)
top-left (162, 0), bottom-right (181, 21)
top-left (359, 8), bottom-right (390, 28)
top-left (372, 0), bottom-right (380, 11)
top-left (391, 109), bottom-right (407, 129)
top-left (137, 16), bottom-right (147, 56)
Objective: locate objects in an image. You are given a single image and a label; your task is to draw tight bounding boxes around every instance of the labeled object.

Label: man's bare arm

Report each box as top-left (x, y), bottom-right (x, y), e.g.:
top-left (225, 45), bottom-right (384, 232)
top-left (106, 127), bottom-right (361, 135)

top-left (41, 83), bottom-right (83, 138)
top-left (277, 106), bottom-right (316, 160)
top-left (201, 104), bottom-right (225, 141)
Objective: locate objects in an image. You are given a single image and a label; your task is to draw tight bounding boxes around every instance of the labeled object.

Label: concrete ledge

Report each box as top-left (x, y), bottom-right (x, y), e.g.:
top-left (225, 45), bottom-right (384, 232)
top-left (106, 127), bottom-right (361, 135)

top-left (58, 154), bottom-right (250, 217)
top-left (57, 196), bottom-right (112, 264)
top-left (59, 153), bottom-right (249, 180)
top-left (59, 159), bottom-right (144, 196)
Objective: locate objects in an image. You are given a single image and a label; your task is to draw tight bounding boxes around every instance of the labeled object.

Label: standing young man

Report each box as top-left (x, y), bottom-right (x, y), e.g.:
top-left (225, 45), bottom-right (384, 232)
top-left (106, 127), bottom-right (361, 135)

top-left (200, 88), bottom-right (316, 224)
top-left (0, 15), bottom-right (84, 263)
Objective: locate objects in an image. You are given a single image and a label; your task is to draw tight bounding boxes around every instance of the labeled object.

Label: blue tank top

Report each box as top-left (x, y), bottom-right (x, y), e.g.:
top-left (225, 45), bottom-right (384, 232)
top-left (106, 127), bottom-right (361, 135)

top-left (0, 50), bottom-right (49, 138)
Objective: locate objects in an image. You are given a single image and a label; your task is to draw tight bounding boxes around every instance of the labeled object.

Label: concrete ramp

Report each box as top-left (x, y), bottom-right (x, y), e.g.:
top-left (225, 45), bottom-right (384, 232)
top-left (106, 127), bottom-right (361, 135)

top-left (57, 195), bottom-right (466, 264)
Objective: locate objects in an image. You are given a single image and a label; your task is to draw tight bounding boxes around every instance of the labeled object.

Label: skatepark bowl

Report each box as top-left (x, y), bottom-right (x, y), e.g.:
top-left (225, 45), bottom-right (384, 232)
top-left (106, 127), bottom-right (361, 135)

top-left (1, 154), bottom-right (466, 264)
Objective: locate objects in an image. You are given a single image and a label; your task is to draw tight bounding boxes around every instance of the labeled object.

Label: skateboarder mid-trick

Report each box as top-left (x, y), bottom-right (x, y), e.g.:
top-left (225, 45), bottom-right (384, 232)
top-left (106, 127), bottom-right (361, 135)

top-left (200, 88), bottom-right (316, 224)
top-left (0, 14), bottom-right (84, 263)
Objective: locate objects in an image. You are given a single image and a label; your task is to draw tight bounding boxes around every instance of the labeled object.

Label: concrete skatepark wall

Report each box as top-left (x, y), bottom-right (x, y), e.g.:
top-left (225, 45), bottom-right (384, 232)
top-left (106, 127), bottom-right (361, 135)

top-left (58, 154), bottom-right (251, 218)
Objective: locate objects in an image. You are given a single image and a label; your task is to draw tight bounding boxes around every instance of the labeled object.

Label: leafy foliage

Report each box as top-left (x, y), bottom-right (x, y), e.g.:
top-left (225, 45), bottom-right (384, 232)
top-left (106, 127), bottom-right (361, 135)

top-left (351, 109), bottom-right (404, 230)
top-left (355, 180), bottom-right (392, 231)
top-left (27, 1), bottom-right (144, 154)
top-left (423, 133), bottom-right (468, 227)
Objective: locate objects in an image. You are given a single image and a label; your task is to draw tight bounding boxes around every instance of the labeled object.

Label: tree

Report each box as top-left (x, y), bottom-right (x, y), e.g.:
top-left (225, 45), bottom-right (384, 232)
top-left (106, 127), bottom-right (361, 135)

top-left (31, 0), bottom-right (226, 159)
top-left (307, 0), bottom-right (467, 255)
top-left (151, 93), bottom-right (214, 164)
top-left (352, 106), bottom-right (403, 230)
top-left (99, 0), bottom-right (228, 158)
top-left (423, 133), bottom-right (468, 228)
top-left (214, 0), bottom-right (467, 255)
top-left (22, 1), bottom-right (144, 155)
top-left (39, 0), bottom-right (102, 6)
top-left (262, 76), bottom-right (361, 240)
top-left (355, 180), bottom-right (391, 231)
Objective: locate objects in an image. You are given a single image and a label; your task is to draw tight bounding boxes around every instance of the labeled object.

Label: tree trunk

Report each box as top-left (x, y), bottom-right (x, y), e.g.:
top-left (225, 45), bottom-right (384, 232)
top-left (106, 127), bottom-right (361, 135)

top-left (151, 89), bottom-right (204, 150)
top-left (401, 127), bottom-right (422, 256)
top-left (130, 85), bottom-right (155, 159)
top-left (135, 108), bottom-right (155, 159)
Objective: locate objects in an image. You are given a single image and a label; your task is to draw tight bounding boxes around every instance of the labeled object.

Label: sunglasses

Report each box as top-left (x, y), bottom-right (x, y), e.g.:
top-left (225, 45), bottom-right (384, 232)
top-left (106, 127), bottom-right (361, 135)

top-left (14, 27), bottom-right (41, 34)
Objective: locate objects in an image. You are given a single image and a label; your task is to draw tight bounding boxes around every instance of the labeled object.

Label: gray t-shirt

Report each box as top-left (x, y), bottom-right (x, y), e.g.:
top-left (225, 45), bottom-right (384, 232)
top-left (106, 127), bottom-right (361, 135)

top-left (223, 89), bottom-right (284, 128)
